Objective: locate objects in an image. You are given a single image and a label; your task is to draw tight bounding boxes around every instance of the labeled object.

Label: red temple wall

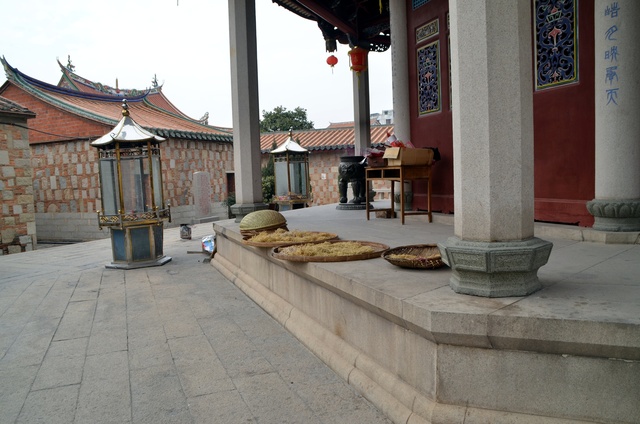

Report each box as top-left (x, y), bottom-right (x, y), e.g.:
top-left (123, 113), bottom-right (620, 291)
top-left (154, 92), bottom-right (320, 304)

top-left (406, 0), bottom-right (595, 226)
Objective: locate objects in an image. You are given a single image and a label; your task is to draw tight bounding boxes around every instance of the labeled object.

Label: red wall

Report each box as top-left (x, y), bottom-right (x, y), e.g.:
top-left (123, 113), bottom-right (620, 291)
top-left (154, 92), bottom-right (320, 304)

top-left (1, 84), bottom-right (110, 143)
top-left (533, 1), bottom-right (595, 226)
top-left (407, 0), bottom-right (453, 214)
top-left (406, 0), bottom-right (595, 226)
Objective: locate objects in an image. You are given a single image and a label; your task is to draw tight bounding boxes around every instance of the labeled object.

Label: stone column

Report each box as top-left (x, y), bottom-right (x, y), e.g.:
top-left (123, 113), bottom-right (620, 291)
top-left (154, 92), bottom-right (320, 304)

top-left (228, 0), bottom-right (267, 222)
top-left (438, 0), bottom-right (552, 297)
top-left (586, 0), bottom-right (640, 231)
top-left (353, 69), bottom-right (371, 156)
top-left (389, 0), bottom-right (411, 141)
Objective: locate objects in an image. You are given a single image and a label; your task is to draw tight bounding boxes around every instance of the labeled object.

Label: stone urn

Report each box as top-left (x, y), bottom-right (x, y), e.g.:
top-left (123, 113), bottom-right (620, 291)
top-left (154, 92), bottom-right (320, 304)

top-left (337, 156), bottom-right (366, 206)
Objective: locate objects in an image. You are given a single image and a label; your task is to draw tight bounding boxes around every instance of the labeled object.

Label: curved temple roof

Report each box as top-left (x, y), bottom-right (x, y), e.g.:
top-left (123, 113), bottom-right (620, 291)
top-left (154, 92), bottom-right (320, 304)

top-left (0, 56), bottom-right (232, 143)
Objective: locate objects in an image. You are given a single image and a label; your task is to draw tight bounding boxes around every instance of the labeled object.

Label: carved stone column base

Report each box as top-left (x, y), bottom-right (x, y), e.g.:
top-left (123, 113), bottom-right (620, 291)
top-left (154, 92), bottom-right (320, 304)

top-left (586, 199), bottom-right (640, 232)
top-left (437, 237), bottom-right (553, 298)
top-left (231, 203), bottom-right (268, 223)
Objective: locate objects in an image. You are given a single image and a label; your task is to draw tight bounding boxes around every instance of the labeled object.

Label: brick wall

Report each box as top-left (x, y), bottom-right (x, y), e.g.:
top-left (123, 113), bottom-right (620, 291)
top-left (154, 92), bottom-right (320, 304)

top-left (309, 150), bottom-right (342, 205)
top-left (0, 118), bottom-right (36, 254)
top-left (30, 138), bottom-right (234, 241)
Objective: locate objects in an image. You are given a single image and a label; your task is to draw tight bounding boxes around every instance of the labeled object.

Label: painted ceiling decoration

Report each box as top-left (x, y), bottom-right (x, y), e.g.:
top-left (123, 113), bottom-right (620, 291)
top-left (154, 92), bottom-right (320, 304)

top-left (272, 0), bottom-right (391, 52)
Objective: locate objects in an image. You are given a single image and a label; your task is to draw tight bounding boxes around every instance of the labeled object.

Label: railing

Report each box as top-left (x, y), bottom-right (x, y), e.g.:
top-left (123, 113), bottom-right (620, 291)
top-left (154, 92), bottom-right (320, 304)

top-left (97, 205), bottom-right (171, 229)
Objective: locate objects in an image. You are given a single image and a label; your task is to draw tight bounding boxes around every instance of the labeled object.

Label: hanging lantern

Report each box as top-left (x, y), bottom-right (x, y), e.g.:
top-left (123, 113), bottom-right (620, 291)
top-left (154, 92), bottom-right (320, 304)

top-left (348, 46), bottom-right (368, 75)
top-left (326, 55), bottom-right (338, 74)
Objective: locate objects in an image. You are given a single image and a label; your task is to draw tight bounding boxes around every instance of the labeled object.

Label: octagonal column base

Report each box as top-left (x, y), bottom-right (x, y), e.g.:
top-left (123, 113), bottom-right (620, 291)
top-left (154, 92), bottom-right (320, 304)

top-left (437, 237), bottom-right (553, 297)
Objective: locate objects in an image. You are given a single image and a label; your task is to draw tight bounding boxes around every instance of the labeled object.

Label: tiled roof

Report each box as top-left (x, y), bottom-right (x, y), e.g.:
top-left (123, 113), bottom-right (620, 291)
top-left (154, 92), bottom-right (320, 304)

top-left (0, 95), bottom-right (35, 117)
top-left (1, 57), bottom-right (232, 143)
top-left (260, 125), bottom-right (392, 153)
top-left (55, 59), bottom-right (195, 120)
top-left (326, 116), bottom-right (381, 129)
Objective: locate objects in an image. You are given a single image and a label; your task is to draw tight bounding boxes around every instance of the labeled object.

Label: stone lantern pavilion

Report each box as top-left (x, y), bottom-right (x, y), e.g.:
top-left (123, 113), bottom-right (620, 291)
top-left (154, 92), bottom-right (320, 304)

top-left (270, 129), bottom-right (311, 210)
top-left (91, 100), bottom-right (171, 269)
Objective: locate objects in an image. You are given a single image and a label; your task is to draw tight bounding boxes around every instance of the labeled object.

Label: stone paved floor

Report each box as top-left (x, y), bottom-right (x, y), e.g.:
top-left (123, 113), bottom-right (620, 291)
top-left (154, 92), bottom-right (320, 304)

top-left (0, 224), bottom-right (392, 424)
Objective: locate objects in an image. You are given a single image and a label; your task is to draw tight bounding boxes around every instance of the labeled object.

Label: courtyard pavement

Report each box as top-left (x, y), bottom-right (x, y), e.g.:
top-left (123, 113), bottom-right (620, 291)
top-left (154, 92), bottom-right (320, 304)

top-left (2, 205), bottom-right (639, 424)
top-left (0, 224), bottom-right (392, 424)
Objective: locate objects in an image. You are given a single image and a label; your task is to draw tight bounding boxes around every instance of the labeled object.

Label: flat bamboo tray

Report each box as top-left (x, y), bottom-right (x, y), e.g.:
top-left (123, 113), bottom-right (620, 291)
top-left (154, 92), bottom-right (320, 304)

top-left (243, 231), bottom-right (339, 248)
top-left (271, 240), bottom-right (389, 262)
top-left (382, 244), bottom-right (445, 269)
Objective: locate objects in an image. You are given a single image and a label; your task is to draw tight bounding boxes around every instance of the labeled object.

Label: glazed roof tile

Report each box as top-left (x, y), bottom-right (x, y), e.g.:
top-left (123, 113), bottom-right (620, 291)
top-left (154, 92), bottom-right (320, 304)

top-left (260, 125), bottom-right (392, 153)
top-left (0, 95), bottom-right (35, 117)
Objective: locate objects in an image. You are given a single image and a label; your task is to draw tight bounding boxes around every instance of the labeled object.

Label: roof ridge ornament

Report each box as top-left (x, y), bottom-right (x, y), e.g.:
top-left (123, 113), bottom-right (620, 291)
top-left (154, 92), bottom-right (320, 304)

top-left (66, 55), bottom-right (75, 72)
top-left (122, 99), bottom-right (130, 117)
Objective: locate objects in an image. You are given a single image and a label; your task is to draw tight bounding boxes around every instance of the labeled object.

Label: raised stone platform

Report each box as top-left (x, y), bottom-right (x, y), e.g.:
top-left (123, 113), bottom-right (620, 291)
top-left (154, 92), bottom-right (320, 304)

top-left (210, 205), bottom-right (640, 423)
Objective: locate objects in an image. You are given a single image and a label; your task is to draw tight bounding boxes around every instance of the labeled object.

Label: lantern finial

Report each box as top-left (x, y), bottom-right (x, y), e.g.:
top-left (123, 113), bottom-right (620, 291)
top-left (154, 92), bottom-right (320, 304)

top-left (121, 99), bottom-right (130, 117)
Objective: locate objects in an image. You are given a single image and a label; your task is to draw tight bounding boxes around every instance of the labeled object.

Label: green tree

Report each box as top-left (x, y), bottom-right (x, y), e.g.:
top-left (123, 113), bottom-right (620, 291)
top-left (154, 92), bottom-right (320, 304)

top-left (260, 106), bottom-right (314, 132)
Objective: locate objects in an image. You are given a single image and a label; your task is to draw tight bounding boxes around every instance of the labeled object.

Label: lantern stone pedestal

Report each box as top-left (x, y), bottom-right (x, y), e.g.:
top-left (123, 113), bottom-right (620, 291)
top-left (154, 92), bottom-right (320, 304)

top-left (106, 223), bottom-right (172, 270)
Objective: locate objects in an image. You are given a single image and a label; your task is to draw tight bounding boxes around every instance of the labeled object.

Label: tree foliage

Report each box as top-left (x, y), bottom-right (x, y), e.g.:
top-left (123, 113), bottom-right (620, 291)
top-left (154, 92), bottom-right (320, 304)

top-left (260, 106), bottom-right (314, 133)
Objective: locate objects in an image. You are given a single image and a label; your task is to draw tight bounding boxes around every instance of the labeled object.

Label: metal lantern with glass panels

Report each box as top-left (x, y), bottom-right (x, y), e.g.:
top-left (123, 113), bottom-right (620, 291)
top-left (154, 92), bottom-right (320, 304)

top-left (271, 129), bottom-right (310, 210)
top-left (91, 100), bottom-right (171, 269)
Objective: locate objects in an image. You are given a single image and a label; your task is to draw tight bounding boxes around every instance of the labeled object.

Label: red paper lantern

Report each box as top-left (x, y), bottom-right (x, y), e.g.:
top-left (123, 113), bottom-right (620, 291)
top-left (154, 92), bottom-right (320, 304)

top-left (348, 47), bottom-right (368, 74)
top-left (326, 55), bottom-right (338, 68)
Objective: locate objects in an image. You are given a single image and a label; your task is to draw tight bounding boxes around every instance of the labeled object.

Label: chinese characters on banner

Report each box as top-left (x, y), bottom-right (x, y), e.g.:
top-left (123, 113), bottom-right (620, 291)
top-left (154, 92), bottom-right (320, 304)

top-left (604, 2), bottom-right (621, 106)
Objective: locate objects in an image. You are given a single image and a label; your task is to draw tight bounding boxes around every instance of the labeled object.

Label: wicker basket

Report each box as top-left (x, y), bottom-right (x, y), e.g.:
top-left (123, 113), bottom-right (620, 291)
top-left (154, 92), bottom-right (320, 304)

top-left (382, 244), bottom-right (445, 269)
top-left (239, 210), bottom-right (288, 238)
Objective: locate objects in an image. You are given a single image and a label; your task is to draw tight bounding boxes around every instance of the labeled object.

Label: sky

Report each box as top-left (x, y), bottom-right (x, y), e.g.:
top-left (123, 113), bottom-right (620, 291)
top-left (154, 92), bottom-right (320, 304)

top-left (1, 0), bottom-right (393, 129)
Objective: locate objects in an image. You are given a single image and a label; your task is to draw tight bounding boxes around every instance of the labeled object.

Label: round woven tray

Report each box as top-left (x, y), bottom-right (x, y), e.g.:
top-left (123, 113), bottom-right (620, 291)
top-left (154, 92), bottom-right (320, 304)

top-left (271, 240), bottom-right (389, 262)
top-left (243, 231), bottom-right (339, 247)
top-left (382, 244), bottom-right (445, 269)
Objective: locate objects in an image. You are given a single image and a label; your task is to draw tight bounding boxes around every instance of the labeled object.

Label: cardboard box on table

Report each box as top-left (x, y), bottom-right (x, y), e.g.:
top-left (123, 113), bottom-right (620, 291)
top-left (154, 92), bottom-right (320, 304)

top-left (382, 147), bottom-right (433, 166)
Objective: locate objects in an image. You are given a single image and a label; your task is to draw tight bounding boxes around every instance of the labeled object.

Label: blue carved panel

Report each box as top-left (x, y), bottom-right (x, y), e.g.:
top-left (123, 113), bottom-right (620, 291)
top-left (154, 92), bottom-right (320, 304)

top-left (413, 0), bottom-right (432, 10)
top-left (418, 40), bottom-right (440, 115)
top-left (534, 0), bottom-right (578, 90)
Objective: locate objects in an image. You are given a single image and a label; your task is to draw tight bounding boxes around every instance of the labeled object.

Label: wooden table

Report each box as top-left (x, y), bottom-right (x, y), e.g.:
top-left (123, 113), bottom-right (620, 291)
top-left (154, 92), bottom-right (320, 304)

top-left (365, 165), bottom-right (432, 224)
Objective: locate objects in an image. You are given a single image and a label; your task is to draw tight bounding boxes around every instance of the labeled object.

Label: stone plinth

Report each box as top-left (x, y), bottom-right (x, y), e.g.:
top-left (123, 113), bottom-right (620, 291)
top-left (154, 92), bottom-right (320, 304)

top-left (587, 199), bottom-right (640, 231)
top-left (438, 237), bottom-right (553, 297)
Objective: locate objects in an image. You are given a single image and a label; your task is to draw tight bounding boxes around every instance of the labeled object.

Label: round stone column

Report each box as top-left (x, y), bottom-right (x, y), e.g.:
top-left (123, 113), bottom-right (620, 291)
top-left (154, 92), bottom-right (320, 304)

top-left (438, 0), bottom-right (552, 297)
top-left (389, 0), bottom-right (411, 141)
top-left (586, 0), bottom-right (640, 231)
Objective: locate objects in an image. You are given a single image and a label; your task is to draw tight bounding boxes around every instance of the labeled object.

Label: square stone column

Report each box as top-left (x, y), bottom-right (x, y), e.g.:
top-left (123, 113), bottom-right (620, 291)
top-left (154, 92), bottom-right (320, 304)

top-left (438, 0), bottom-right (552, 297)
top-left (352, 69), bottom-right (371, 157)
top-left (228, 0), bottom-right (267, 222)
